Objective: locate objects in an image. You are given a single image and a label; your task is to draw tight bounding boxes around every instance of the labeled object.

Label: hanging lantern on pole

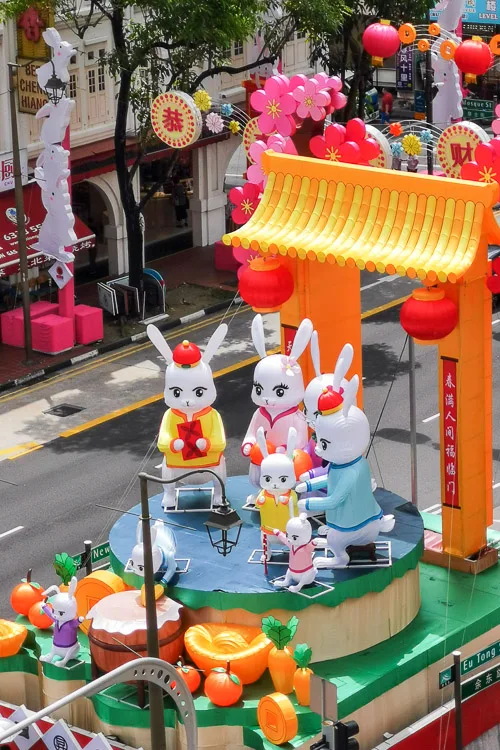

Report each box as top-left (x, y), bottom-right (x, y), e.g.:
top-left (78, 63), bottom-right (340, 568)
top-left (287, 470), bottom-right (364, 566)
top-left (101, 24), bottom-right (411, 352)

top-left (454, 37), bottom-right (493, 84)
top-left (400, 287), bottom-right (458, 344)
top-left (238, 256), bottom-right (294, 313)
top-left (362, 20), bottom-right (400, 66)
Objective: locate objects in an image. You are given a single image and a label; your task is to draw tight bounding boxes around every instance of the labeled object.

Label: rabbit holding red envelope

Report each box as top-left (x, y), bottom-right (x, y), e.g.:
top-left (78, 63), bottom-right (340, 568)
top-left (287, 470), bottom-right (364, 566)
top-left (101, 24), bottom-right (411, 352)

top-left (147, 323), bottom-right (228, 510)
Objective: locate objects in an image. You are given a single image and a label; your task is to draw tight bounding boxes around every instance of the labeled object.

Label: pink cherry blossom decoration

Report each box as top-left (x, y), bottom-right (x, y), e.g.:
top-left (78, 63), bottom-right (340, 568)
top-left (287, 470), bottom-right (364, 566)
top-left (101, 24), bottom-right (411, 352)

top-left (292, 78), bottom-right (330, 121)
top-left (247, 135), bottom-right (298, 188)
top-left (229, 182), bottom-right (262, 225)
top-left (309, 119), bottom-right (380, 165)
top-left (492, 104), bottom-right (500, 136)
top-left (313, 73), bottom-right (346, 112)
top-left (250, 75), bottom-right (297, 137)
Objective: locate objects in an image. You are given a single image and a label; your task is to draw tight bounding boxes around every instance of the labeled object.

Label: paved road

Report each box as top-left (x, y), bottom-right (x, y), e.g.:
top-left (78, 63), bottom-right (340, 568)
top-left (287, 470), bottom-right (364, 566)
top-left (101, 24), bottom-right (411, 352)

top-left (2, 270), bottom-right (500, 618)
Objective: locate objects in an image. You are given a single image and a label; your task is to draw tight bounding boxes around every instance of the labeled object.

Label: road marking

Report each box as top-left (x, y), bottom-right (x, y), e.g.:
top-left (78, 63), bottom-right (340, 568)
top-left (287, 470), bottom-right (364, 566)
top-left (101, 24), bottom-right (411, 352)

top-left (0, 441), bottom-right (40, 456)
top-left (0, 525), bottom-right (23, 539)
top-left (361, 294), bottom-right (411, 319)
top-left (493, 483), bottom-right (500, 489)
top-left (8, 444), bottom-right (43, 460)
top-left (423, 413), bottom-right (440, 423)
top-left (361, 276), bottom-right (400, 291)
top-left (422, 504), bottom-right (442, 515)
top-left (493, 319), bottom-right (500, 326)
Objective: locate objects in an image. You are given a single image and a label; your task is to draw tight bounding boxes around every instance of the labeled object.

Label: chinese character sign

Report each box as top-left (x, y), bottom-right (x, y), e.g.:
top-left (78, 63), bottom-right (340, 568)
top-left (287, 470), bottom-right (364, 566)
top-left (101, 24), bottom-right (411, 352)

top-left (396, 47), bottom-right (413, 91)
top-left (0, 150), bottom-right (28, 192)
top-left (430, 0), bottom-right (499, 23)
top-left (151, 91), bottom-right (203, 149)
top-left (443, 358), bottom-right (459, 508)
top-left (437, 122), bottom-right (489, 178)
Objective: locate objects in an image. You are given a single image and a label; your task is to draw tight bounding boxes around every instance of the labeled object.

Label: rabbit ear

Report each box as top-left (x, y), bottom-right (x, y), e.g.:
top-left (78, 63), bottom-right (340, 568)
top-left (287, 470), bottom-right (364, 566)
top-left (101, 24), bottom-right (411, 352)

top-left (310, 331), bottom-right (321, 378)
top-left (256, 427), bottom-right (268, 458)
top-left (251, 315), bottom-right (267, 359)
top-left (286, 427), bottom-right (297, 459)
top-left (42, 585), bottom-right (60, 598)
top-left (342, 375), bottom-right (359, 417)
top-left (332, 344), bottom-right (354, 391)
top-left (299, 512), bottom-right (308, 522)
top-left (290, 319), bottom-right (313, 360)
top-left (202, 323), bottom-right (228, 364)
top-left (43, 28), bottom-right (61, 47)
top-left (147, 325), bottom-right (173, 363)
top-left (150, 522), bottom-right (160, 546)
top-left (136, 521), bottom-right (143, 545)
top-left (68, 576), bottom-right (78, 597)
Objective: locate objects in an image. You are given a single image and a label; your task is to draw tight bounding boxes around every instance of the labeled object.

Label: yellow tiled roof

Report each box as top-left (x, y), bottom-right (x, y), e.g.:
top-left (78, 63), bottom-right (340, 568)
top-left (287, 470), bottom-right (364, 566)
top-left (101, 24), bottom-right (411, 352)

top-left (223, 152), bottom-right (500, 283)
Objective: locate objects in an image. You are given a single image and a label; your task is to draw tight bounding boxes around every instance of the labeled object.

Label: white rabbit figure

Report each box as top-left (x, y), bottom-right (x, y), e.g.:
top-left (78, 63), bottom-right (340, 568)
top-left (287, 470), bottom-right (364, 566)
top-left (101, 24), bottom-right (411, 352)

top-left (431, 0), bottom-right (465, 126)
top-left (242, 314), bottom-right (313, 503)
top-left (148, 323), bottom-right (228, 511)
top-left (124, 520), bottom-right (177, 585)
top-left (36, 99), bottom-right (75, 146)
top-left (255, 426), bottom-right (299, 562)
top-left (39, 577), bottom-right (83, 667)
top-left (36, 29), bottom-right (75, 91)
top-left (35, 146), bottom-right (70, 196)
top-left (272, 513), bottom-right (319, 593)
top-left (297, 377), bottom-right (395, 569)
top-left (32, 171), bottom-right (76, 262)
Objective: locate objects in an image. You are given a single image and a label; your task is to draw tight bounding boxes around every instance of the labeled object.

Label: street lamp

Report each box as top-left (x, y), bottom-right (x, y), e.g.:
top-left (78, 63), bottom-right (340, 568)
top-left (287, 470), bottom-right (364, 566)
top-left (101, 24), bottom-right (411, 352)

top-left (45, 65), bottom-right (67, 105)
top-left (205, 505), bottom-right (243, 556)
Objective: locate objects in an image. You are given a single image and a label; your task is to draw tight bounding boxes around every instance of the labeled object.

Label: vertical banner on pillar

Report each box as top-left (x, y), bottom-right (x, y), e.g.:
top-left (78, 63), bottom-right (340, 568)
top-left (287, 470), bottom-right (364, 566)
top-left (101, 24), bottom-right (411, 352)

top-left (282, 324), bottom-right (297, 355)
top-left (442, 357), bottom-right (459, 508)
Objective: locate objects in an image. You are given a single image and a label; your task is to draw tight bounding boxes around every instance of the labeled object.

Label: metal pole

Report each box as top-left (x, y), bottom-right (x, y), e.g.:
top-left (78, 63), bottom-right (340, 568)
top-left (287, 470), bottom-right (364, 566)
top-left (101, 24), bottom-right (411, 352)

top-left (8, 63), bottom-right (33, 363)
top-left (83, 540), bottom-right (93, 576)
top-left (409, 336), bottom-right (418, 506)
top-left (425, 49), bottom-right (434, 176)
top-left (139, 473), bottom-right (167, 750)
top-left (453, 650), bottom-right (463, 750)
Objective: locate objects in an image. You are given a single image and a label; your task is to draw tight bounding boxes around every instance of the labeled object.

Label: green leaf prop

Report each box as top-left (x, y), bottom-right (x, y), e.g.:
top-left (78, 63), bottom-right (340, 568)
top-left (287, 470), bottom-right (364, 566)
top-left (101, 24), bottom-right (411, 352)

top-left (293, 643), bottom-right (312, 669)
top-left (53, 553), bottom-right (76, 586)
top-left (262, 615), bottom-right (299, 650)
top-left (287, 615), bottom-right (299, 640)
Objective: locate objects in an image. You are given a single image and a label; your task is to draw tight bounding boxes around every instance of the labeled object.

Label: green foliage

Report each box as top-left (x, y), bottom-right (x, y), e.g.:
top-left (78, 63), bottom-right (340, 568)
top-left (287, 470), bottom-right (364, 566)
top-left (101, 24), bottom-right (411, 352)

top-left (262, 614), bottom-right (299, 649)
top-left (293, 643), bottom-right (312, 668)
top-left (53, 553), bottom-right (77, 586)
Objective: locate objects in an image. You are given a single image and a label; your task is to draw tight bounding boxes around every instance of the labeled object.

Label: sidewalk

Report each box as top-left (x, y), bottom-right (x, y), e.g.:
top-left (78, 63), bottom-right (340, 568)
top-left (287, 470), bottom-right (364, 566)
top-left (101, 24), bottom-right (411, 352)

top-left (0, 244), bottom-right (238, 390)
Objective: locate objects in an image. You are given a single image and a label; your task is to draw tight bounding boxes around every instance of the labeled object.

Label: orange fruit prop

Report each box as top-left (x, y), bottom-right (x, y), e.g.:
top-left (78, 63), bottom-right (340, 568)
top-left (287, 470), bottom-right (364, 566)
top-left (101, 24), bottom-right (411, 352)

top-left (0, 620), bottom-right (28, 658)
top-left (176, 663), bottom-right (201, 693)
top-left (249, 440), bottom-right (276, 465)
top-left (10, 570), bottom-right (44, 616)
top-left (257, 693), bottom-right (298, 745)
top-left (204, 662), bottom-right (243, 707)
top-left (292, 449), bottom-right (313, 480)
top-left (28, 601), bottom-right (53, 630)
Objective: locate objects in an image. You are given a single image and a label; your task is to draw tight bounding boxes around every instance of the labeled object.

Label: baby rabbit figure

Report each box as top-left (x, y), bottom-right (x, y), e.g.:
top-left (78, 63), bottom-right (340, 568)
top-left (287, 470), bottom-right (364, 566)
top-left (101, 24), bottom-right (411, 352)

top-left (255, 426), bottom-right (299, 562)
top-left (147, 323), bottom-right (228, 511)
top-left (40, 577), bottom-right (83, 667)
top-left (125, 520), bottom-right (177, 585)
top-left (242, 315), bottom-right (313, 503)
top-left (273, 513), bottom-right (319, 593)
top-left (297, 376), bottom-right (395, 569)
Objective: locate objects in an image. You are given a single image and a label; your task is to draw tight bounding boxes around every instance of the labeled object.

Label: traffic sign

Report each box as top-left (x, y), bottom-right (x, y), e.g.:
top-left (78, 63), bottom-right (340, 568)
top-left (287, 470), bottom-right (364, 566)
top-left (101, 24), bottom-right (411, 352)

top-left (309, 675), bottom-right (337, 721)
top-left (439, 639), bottom-right (500, 688)
top-left (439, 667), bottom-right (454, 689)
top-left (461, 663), bottom-right (500, 700)
top-left (72, 541), bottom-right (110, 571)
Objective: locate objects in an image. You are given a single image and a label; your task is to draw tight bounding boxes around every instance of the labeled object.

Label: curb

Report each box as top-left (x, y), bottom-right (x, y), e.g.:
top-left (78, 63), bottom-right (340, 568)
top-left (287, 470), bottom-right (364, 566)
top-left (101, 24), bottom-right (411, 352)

top-left (0, 298), bottom-right (242, 396)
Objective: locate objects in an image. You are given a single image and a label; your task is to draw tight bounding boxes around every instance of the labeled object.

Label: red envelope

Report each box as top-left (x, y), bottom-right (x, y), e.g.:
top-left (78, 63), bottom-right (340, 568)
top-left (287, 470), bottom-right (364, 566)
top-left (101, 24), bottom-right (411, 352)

top-left (178, 419), bottom-right (207, 461)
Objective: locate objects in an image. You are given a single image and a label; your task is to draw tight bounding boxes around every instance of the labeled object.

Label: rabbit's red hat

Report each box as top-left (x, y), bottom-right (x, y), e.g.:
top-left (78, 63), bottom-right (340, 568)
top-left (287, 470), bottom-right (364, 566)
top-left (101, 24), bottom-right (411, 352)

top-left (173, 340), bottom-right (202, 368)
top-left (317, 386), bottom-right (344, 416)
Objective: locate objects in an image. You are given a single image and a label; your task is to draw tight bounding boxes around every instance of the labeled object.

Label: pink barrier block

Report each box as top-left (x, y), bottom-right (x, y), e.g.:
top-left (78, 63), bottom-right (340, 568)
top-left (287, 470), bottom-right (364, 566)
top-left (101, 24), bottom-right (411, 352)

top-left (32, 314), bottom-right (74, 354)
top-left (214, 240), bottom-right (239, 272)
top-left (0, 301), bottom-right (59, 347)
top-left (74, 304), bottom-right (104, 345)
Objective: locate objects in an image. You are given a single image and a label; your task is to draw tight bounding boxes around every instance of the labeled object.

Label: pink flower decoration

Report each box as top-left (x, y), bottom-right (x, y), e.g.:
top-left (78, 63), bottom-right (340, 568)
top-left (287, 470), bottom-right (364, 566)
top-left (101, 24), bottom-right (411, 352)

top-left (233, 245), bottom-right (260, 279)
top-left (250, 75), bottom-right (296, 137)
top-left (247, 135), bottom-right (298, 188)
top-left (492, 103), bottom-right (500, 136)
top-left (313, 73), bottom-right (347, 112)
top-left (461, 140), bottom-right (500, 185)
top-left (229, 182), bottom-right (261, 226)
top-left (309, 118), bottom-right (380, 165)
top-left (292, 78), bottom-right (330, 121)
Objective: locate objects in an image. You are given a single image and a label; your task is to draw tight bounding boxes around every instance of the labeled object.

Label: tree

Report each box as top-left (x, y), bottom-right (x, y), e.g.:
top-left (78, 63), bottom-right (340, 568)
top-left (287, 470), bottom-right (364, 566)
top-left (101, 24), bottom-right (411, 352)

top-left (2, 0), bottom-right (347, 295)
top-left (310, 0), bottom-right (435, 121)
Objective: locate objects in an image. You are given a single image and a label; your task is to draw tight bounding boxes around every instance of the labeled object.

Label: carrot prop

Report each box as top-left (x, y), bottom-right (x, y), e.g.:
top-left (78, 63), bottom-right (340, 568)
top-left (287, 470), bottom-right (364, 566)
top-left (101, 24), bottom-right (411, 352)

top-left (262, 615), bottom-right (298, 694)
top-left (292, 643), bottom-right (313, 706)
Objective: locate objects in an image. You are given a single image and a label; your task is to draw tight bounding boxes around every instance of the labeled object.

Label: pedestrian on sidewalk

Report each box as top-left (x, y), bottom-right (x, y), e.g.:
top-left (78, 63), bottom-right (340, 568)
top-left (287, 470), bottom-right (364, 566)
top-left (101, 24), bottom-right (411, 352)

top-left (380, 87), bottom-right (393, 125)
top-left (172, 176), bottom-right (189, 228)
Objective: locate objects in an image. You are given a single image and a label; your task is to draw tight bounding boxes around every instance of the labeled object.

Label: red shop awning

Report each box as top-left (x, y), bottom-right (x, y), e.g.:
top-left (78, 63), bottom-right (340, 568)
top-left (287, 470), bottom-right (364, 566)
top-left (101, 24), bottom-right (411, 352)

top-left (0, 182), bottom-right (95, 277)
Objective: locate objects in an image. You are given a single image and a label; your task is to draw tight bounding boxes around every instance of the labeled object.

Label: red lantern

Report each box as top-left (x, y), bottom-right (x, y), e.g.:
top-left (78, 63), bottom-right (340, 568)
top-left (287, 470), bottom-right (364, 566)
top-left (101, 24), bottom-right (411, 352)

top-left (400, 287), bottom-right (458, 344)
top-left (238, 256), bottom-right (294, 313)
top-left (454, 37), bottom-right (493, 83)
top-left (362, 20), bottom-right (400, 66)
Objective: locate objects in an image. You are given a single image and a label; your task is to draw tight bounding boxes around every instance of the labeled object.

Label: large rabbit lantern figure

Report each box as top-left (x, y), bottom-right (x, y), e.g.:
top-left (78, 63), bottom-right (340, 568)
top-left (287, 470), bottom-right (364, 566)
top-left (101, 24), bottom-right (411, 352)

top-left (148, 324), bottom-right (228, 511)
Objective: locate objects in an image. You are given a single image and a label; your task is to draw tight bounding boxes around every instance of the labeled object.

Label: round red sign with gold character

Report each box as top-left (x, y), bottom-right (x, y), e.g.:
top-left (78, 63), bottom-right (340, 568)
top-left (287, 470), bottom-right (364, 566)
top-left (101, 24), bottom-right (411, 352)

top-left (151, 92), bottom-right (202, 149)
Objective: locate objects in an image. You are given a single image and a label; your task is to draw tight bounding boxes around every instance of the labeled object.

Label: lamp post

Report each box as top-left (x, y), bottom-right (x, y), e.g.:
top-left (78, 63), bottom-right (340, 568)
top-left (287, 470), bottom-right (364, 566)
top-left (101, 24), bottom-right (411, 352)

top-left (8, 62), bottom-right (33, 363)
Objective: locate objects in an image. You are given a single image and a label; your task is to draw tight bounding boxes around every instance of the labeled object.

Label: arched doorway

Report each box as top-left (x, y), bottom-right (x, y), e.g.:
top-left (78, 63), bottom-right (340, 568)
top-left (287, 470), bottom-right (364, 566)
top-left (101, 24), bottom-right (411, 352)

top-left (72, 179), bottom-right (118, 280)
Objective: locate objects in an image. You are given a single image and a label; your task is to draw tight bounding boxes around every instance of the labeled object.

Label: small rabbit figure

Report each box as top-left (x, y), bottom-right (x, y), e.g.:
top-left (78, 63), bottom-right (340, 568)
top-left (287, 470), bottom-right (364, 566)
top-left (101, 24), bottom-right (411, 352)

top-left (242, 315), bottom-right (313, 503)
top-left (36, 29), bottom-right (75, 91)
top-left (36, 99), bottom-right (75, 146)
top-left (147, 323), bottom-right (228, 510)
top-left (297, 375), bottom-right (395, 569)
top-left (125, 520), bottom-right (177, 585)
top-left (39, 577), bottom-right (83, 667)
top-left (255, 426), bottom-right (299, 562)
top-left (272, 513), bottom-right (319, 593)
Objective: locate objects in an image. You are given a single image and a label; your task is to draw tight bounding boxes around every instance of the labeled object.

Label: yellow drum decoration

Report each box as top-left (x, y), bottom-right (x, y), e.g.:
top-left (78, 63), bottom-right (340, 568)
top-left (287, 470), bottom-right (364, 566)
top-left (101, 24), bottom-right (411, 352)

top-left (184, 623), bottom-right (273, 684)
top-left (257, 693), bottom-right (298, 745)
top-left (243, 117), bottom-right (263, 162)
top-left (398, 23), bottom-right (416, 44)
top-left (76, 570), bottom-right (126, 635)
top-left (0, 620), bottom-right (27, 658)
top-left (436, 121), bottom-right (489, 178)
top-left (151, 91), bottom-right (203, 149)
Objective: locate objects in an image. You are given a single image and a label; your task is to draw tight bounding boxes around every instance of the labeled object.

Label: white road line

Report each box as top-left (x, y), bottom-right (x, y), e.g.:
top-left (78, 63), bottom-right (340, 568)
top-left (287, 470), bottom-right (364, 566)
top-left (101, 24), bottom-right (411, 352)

top-left (493, 483), bottom-right (500, 490)
top-left (493, 319), bottom-right (500, 326)
top-left (423, 413), bottom-right (440, 423)
top-left (0, 525), bottom-right (23, 539)
top-left (422, 504), bottom-right (442, 514)
top-left (361, 276), bottom-right (400, 291)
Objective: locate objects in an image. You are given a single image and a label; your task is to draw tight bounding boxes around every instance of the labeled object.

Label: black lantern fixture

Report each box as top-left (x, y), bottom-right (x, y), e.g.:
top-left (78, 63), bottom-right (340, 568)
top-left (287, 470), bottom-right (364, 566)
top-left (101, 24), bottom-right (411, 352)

top-left (45, 63), bottom-right (67, 105)
top-left (204, 503), bottom-right (243, 556)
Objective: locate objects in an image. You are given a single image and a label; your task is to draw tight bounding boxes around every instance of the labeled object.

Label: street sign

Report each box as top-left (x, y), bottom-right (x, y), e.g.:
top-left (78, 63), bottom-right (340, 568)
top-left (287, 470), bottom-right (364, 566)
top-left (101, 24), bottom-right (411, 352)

top-left (461, 662), bottom-right (500, 700)
top-left (462, 98), bottom-right (494, 122)
top-left (72, 541), bottom-right (110, 571)
top-left (439, 666), bottom-right (454, 689)
top-left (439, 639), bottom-right (500, 688)
top-left (309, 675), bottom-right (338, 721)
